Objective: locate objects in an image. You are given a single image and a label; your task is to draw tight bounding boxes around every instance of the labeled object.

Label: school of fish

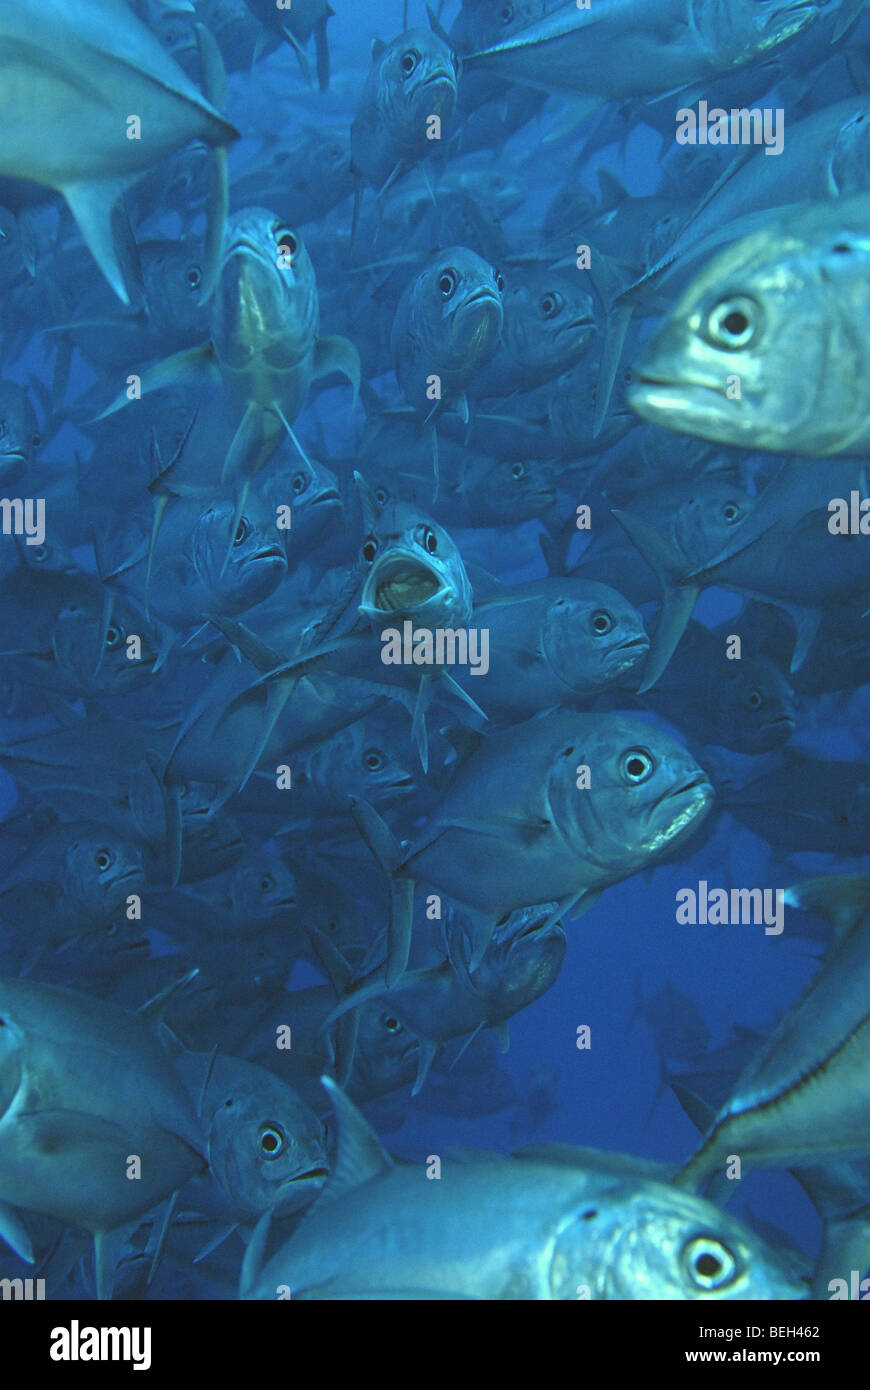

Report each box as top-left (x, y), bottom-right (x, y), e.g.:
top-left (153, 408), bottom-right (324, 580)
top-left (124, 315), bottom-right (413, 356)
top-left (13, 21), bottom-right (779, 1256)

top-left (0, 0), bottom-right (868, 1302)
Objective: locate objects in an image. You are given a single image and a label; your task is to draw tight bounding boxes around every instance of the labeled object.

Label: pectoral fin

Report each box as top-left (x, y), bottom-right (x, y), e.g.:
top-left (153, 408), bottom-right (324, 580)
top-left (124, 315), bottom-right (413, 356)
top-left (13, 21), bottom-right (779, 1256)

top-left (314, 335), bottom-right (361, 402)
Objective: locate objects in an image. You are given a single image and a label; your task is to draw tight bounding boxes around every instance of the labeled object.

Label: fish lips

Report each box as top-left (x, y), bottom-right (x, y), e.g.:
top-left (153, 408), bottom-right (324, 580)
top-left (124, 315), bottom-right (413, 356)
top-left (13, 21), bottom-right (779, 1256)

top-left (361, 550), bottom-right (449, 618)
top-left (654, 772), bottom-right (715, 827)
top-left (273, 1163), bottom-right (329, 1212)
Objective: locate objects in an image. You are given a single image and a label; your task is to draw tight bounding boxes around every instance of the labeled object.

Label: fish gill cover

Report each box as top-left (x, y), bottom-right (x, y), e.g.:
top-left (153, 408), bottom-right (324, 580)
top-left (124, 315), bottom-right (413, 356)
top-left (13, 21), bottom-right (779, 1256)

top-left (0, 0), bottom-right (867, 1309)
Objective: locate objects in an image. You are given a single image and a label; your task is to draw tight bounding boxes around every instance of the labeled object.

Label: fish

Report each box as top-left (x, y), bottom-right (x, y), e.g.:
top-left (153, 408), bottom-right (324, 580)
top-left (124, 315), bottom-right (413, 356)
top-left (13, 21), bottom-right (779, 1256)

top-left (0, 0), bottom-right (239, 302)
top-left (96, 209), bottom-right (360, 494)
top-left (0, 973), bottom-right (207, 1298)
top-left (463, 0), bottom-right (862, 100)
top-left (390, 245), bottom-right (504, 424)
top-left (240, 1077), bottom-right (806, 1299)
top-left (676, 874), bottom-right (870, 1190)
top-left (628, 193), bottom-right (870, 455)
top-left (352, 710), bottom-right (714, 982)
top-left (174, 1050), bottom-right (328, 1221)
top-left (350, 28), bottom-right (458, 196)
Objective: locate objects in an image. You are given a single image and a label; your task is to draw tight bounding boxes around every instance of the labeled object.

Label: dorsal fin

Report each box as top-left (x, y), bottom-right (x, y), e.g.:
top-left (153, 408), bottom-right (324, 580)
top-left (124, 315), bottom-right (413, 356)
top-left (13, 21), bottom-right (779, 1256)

top-left (318, 1076), bottom-right (392, 1204)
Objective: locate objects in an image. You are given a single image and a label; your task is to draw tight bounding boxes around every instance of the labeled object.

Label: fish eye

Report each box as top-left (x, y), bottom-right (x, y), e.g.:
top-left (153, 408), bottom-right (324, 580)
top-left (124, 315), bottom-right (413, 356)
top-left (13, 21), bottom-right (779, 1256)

top-left (234, 517), bottom-right (251, 545)
top-left (706, 296), bottom-right (759, 350)
top-left (747, 689), bottom-right (763, 710)
top-left (364, 748), bottom-right (384, 771)
top-left (682, 1236), bottom-right (738, 1291)
top-left (510, 463), bottom-right (525, 479)
top-left (591, 610), bottom-right (613, 635)
top-left (401, 49), bottom-right (419, 76)
top-left (291, 472), bottom-right (307, 494)
top-left (31, 433), bottom-right (40, 448)
top-left (259, 874), bottom-right (275, 892)
top-left (30, 545), bottom-right (47, 562)
top-left (832, 242), bottom-right (852, 254)
top-left (722, 501), bottom-right (742, 522)
top-left (540, 291), bottom-right (563, 318)
top-left (494, 268), bottom-right (505, 292)
top-left (276, 227), bottom-right (297, 255)
top-left (621, 749), bottom-right (654, 783)
top-left (438, 268), bottom-right (458, 299)
top-left (500, 2), bottom-right (513, 21)
top-left (422, 527), bottom-right (438, 554)
top-left (258, 1124), bottom-right (286, 1159)
top-left (362, 536), bottom-right (378, 563)
top-left (374, 486), bottom-right (388, 505)
top-left (186, 265), bottom-right (202, 289)
top-left (95, 848), bottom-right (114, 871)
top-left (382, 1014), bottom-right (401, 1032)
top-left (105, 624), bottom-right (124, 648)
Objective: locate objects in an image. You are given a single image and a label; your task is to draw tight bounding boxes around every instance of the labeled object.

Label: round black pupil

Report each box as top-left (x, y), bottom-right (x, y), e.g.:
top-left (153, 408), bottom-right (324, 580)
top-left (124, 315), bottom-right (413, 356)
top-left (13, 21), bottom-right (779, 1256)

top-left (512, 465), bottom-right (522, 476)
top-left (426, 533), bottom-right (436, 551)
top-left (440, 275), bottom-right (453, 293)
top-left (628, 758), bottom-right (646, 777)
top-left (386, 1017), bottom-right (398, 1030)
top-left (403, 53), bottom-right (415, 70)
top-left (696, 1253), bottom-right (722, 1277)
top-left (723, 311), bottom-right (748, 336)
top-left (594, 615), bottom-right (609, 631)
top-left (262, 1132), bottom-right (279, 1152)
top-left (235, 522), bottom-right (247, 541)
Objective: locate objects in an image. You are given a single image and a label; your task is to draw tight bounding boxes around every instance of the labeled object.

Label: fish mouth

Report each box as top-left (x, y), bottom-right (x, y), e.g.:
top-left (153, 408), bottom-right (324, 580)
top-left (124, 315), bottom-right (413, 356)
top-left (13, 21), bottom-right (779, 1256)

top-left (617, 635), bottom-right (650, 652)
top-left (657, 772), bottom-right (714, 810)
top-left (364, 552), bottom-right (445, 613)
top-left (418, 69), bottom-right (456, 92)
top-left (312, 487), bottom-right (340, 506)
top-left (463, 285), bottom-right (502, 310)
top-left (0, 450), bottom-right (25, 464)
top-left (248, 544), bottom-right (286, 563)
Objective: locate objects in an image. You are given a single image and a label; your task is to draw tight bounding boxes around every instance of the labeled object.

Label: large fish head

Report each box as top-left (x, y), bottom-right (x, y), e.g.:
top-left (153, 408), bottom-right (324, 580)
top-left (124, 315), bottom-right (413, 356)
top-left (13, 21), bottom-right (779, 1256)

top-left (212, 209), bottom-right (318, 374)
top-left (228, 852), bottom-right (298, 927)
top-left (143, 237), bottom-right (212, 340)
top-left (548, 715), bottom-right (714, 876)
top-left (64, 825), bottom-right (147, 917)
top-left (0, 381), bottom-right (39, 479)
top-left (50, 597), bottom-right (161, 695)
top-left (416, 246), bottom-right (504, 375)
top-left (353, 1002), bottom-right (421, 1094)
top-left (202, 1058), bottom-right (329, 1218)
top-left (263, 450), bottom-right (341, 554)
top-left (359, 500), bottom-right (474, 631)
top-left (191, 496), bottom-right (287, 612)
top-left (379, 28), bottom-right (458, 132)
top-left (551, 1178), bottom-right (808, 1299)
top-left (541, 583), bottom-right (649, 694)
top-left (628, 220), bottom-right (865, 452)
top-left (473, 902), bottom-right (567, 1012)
top-left (302, 721), bottom-right (417, 808)
top-left (479, 457), bottom-right (557, 521)
top-left (717, 655), bottom-right (797, 753)
top-left (501, 268), bottom-right (595, 373)
top-left (663, 476), bottom-right (756, 571)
